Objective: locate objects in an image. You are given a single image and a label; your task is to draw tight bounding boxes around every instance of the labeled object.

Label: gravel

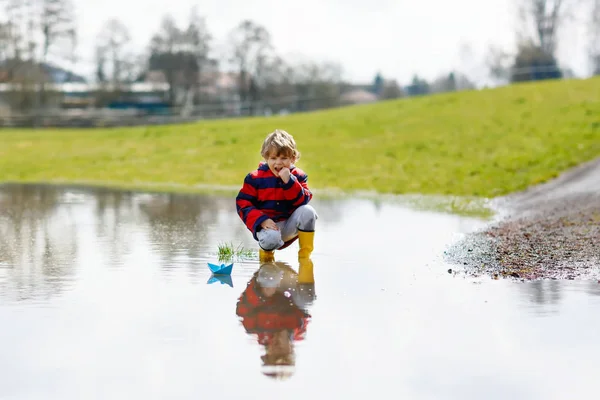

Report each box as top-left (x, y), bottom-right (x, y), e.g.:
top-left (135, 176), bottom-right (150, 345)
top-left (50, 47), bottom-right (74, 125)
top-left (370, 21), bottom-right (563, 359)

top-left (446, 157), bottom-right (600, 280)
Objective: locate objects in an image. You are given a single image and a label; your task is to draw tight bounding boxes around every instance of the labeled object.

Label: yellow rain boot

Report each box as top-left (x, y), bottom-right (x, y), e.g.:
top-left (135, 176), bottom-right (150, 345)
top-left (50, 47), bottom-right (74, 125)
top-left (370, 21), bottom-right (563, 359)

top-left (297, 230), bottom-right (314, 259)
top-left (259, 248), bottom-right (275, 262)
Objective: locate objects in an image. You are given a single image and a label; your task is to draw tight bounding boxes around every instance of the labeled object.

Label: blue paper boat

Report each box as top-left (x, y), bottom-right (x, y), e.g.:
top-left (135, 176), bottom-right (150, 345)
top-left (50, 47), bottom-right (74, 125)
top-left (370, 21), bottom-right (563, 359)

top-left (207, 262), bottom-right (233, 275)
top-left (207, 275), bottom-right (233, 287)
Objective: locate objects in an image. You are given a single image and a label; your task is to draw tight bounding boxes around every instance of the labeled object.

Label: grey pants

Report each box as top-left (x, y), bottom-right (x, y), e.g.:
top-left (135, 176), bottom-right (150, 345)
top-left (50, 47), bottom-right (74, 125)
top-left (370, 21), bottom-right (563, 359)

top-left (257, 205), bottom-right (318, 251)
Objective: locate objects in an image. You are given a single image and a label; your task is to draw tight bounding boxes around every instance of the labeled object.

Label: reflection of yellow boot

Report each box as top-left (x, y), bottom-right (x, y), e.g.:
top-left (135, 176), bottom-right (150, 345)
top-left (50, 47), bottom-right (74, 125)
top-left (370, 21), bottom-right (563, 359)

top-left (259, 248), bottom-right (275, 262)
top-left (296, 257), bottom-right (316, 306)
top-left (297, 258), bottom-right (314, 284)
top-left (297, 230), bottom-right (314, 259)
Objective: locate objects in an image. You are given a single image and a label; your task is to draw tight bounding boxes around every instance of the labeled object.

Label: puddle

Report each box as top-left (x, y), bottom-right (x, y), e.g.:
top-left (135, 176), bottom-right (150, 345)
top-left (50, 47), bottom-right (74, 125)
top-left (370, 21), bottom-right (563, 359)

top-left (1, 184), bottom-right (599, 399)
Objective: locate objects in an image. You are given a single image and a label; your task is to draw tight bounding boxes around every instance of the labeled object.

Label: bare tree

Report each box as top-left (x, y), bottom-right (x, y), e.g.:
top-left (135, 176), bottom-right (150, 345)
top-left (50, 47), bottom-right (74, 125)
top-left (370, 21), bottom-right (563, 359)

top-left (95, 19), bottom-right (132, 86)
top-left (148, 15), bottom-right (181, 104)
top-left (0, 0), bottom-right (74, 62)
top-left (289, 61), bottom-right (343, 111)
top-left (93, 18), bottom-right (145, 108)
top-left (0, 0), bottom-right (77, 113)
top-left (380, 80), bottom-right (403, 100)
top-left (148, 10), bottom-right (213, 108)
top-left (40, 0), bottom-right (76, 62)
top-left (38, 0), bottom-right (76, 114)
top-left (228, 19), bottom-right (273, 113)
top-left (516, 0), bottom-right (573, 58)
top-left (485, 45), bottom-right (513, 85)
top-left (483, 1), bottom-right (578, 85)
top-left (181, 7), bottom-right (212, 113)
top-left (0, 16), bottom-right (23, 63)
top-left (251, 55), bottom-right (296, 109)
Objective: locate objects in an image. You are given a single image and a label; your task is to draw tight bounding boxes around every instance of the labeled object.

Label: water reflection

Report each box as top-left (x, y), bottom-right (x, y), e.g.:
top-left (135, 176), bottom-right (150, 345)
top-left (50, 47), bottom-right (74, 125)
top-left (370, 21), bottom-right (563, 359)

top-left (236, 260), bottom-right (315, 379)
top-left (137, 193), bottom-right (212, 273)
top-left (93, 189), bottom-right (136, 266)
top-left (1, 184), bottom-right (600, 399)
top-left (0, 185), bottom-right (78, 302)
top-left (523, 280), bottom-right (563, 306)
top-left (586, 281), bottom-right (600, 296)
top-left (207, 274), bottom-right (234, 287)
top-left (519, 279), bottom-right (600, 316)
top-left (517, 279), bottom-right (600, 316)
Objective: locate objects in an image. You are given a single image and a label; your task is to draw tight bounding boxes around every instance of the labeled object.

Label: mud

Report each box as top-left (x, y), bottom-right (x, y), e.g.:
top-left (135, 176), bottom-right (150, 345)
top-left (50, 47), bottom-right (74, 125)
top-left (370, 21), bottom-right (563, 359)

top-left (447, 157), bottom-right (600, 280)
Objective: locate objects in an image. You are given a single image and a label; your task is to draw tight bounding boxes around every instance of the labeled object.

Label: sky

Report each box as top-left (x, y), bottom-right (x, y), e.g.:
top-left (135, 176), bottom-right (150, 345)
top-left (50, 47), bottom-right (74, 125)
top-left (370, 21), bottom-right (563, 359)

top-left (64, 0), bottom-right (594, 86)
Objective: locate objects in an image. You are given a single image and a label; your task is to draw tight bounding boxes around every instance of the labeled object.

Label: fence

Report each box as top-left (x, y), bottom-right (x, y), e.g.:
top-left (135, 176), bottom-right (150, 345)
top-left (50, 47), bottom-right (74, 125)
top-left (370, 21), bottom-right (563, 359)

top-left (0, 92), bottom-right (363, 128)
top-left (0, 65), bottom-right (588, 128)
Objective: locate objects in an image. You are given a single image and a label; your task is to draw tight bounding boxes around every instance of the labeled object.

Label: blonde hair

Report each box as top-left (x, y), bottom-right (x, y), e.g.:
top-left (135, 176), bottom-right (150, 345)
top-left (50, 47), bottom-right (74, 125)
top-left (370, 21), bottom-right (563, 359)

top-left (260, 129), bottom-right (301, 161)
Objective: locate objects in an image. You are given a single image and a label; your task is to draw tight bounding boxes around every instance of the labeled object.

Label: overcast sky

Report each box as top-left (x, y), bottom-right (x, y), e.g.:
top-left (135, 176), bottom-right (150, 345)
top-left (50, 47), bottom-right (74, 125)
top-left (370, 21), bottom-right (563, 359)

top-left (69, 0), bottom-right (592, 86)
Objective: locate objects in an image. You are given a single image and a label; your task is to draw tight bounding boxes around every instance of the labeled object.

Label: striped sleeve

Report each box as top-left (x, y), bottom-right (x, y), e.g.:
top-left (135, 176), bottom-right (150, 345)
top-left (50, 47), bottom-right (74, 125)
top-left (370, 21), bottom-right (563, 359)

top-left (236, 174), bottom-right (270, 239)
top-left (282, 171), bottom-right (313, 206)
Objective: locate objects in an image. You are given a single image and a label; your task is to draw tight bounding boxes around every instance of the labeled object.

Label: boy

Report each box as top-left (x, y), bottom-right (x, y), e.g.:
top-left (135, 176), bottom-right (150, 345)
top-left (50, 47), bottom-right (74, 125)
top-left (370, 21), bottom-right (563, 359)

top-left (236, 129), bottom-right (318, 262)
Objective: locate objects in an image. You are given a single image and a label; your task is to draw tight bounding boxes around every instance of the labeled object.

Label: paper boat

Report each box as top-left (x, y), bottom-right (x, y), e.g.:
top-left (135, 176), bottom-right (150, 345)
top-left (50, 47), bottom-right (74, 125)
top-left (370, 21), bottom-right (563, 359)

top-left (207, 275), bottom-right (233, 287)
top-left (207, 262), bottom-right (233, 275)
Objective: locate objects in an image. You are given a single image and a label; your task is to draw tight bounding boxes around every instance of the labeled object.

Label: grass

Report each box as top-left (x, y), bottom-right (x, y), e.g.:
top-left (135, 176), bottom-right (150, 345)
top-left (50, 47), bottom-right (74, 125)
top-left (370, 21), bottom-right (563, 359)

top-left (217, 241), bottom-right (256, 262)
top-left (1, 77), bottom-right (599, 198)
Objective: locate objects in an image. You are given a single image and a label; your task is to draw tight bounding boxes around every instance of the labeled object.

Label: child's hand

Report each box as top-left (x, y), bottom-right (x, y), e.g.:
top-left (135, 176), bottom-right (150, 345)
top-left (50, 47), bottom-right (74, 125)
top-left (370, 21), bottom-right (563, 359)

top-left (260, 219), bottom-right (279, 230)
top-left (278, 168), bottom-right (291, 183)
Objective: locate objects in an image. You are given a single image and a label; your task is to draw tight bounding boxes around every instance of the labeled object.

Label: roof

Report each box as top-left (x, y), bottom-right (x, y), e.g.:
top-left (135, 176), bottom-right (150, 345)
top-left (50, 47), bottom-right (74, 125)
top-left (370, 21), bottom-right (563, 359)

top-left (339, 89), bottom-right (378, 104)
top-left (0, 60), bottom-right (87, 84)
top-left (43, 63), bottom-right (87, 83)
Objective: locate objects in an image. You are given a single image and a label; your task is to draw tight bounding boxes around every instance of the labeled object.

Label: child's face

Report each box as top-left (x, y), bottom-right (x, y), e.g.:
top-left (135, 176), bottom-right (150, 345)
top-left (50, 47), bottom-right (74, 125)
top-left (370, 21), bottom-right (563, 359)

top-left (266, 151), bottom-right (295, 176)
top-left (261, 286), bottom-right (277, 297)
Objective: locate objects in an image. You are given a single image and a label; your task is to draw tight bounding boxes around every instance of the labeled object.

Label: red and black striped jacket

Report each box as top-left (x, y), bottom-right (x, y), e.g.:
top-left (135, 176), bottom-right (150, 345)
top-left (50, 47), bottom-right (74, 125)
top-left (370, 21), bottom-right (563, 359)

top-left (236, 162), bottom-right (313, 240)
top-left (236, 277), bottom-right (310, 344)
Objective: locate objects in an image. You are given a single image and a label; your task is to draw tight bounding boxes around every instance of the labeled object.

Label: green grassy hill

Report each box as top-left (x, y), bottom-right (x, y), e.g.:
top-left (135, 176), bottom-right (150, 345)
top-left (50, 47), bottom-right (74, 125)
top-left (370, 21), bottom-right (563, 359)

top-left (1, 77), bottom-right (599, 198)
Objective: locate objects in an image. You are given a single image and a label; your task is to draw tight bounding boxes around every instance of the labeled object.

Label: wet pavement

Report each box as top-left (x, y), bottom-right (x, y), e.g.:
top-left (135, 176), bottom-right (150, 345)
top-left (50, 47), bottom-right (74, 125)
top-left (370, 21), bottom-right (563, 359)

top-left (1, 184), bottom-right (599, 400)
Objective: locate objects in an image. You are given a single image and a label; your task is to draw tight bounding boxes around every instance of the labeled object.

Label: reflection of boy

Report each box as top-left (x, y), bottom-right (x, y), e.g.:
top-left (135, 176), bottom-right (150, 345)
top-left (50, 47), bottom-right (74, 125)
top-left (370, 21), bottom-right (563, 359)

top-left (235, 129), bottom-right (317, 262)
top-left (236, 263), bottom-right (312, 377)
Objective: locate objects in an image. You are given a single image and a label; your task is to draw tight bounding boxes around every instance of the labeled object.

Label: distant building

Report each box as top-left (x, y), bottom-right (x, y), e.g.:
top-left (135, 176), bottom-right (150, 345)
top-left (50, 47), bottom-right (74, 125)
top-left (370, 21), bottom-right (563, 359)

top-left (0, 61), bottom-right (93, 110)
top-left (140, 68), bottom-right (244, 114)
top-left (339, 89), bottom-right (379, 105)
